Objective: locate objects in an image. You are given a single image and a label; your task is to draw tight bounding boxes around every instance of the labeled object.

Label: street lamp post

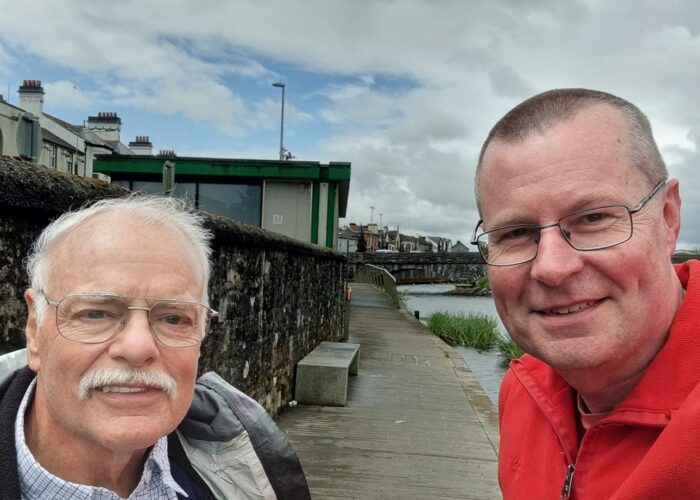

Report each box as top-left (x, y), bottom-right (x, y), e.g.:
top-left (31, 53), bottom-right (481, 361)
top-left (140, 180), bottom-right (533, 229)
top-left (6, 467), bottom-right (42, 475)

top-left (272, 82), bottom-right (286, 161)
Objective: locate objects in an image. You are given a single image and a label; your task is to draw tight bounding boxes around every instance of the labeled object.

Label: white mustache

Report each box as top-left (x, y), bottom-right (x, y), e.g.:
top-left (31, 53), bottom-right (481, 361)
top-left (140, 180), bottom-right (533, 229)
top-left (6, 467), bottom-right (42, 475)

top-left (78, 368), bottom-right (177, 400)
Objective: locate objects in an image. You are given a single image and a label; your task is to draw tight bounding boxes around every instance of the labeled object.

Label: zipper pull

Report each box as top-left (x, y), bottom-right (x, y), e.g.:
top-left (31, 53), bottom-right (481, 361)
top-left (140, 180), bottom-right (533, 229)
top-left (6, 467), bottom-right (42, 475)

top-left (560, 464), bottom-right (575, 499)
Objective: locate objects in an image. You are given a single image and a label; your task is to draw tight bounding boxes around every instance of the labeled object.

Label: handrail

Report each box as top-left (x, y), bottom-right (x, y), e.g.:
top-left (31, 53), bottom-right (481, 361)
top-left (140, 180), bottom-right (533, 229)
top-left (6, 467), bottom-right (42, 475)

top-left (353, 263), bottom-right (400, 308)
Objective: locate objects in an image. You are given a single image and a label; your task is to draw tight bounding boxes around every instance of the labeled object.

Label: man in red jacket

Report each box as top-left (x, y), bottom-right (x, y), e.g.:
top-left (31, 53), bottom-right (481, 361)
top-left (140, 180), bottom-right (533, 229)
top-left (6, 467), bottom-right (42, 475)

top-left (472, 89), bottom-right (699, 498)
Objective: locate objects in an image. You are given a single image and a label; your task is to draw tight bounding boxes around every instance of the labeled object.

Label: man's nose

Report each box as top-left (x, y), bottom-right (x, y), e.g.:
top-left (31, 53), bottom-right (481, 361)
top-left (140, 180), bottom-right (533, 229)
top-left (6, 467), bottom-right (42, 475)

top-left (529, 225), bottom-right (584, 287)
top-left (106, 309), bottom-right (159, 366)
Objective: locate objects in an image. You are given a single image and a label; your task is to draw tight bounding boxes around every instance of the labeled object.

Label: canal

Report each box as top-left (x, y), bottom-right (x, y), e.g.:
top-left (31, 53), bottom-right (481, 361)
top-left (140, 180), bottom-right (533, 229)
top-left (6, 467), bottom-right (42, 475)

top-left (398, 283), bottom-right (507, 406)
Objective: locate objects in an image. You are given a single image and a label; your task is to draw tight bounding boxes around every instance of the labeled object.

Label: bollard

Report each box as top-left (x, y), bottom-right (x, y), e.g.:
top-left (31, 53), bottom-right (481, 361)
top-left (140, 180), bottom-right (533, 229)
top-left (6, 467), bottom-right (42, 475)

top-left (342, 283), bottom-right (351, 340)
top-left (414, 310), bottom-right (420, 320)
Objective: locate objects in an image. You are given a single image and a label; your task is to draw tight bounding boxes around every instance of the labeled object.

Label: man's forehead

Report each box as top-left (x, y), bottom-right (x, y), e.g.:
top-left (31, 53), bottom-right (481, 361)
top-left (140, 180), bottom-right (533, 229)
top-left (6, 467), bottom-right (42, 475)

top-left (45, 210), bottom-right (203, 293)
top-left (57, 210), bottom-right (183, 249)
top-left (484, 104), bottom-right (628, 161)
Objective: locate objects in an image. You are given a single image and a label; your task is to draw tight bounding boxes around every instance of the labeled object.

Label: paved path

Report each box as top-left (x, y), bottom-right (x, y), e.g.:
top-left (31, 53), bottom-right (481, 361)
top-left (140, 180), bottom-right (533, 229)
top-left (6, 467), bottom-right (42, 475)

top-left (277, 283), bottom-right (500, 499)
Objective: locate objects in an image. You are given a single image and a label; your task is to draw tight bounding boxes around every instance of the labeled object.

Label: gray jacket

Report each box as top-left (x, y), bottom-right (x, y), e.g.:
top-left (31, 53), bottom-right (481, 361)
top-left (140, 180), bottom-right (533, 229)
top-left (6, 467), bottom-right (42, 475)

top-left (0, 349), bottom-right (310, 500)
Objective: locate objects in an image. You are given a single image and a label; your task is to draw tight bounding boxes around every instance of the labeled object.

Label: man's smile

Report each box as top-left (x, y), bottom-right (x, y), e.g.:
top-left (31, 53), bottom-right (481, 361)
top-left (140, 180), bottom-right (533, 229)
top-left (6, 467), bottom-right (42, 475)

top-left (537, 299), bottom-right (603, 316)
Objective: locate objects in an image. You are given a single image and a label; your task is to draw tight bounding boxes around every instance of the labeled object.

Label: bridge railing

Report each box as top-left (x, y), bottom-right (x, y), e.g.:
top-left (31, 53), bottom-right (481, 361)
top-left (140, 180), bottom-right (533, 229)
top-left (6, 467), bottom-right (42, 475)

top-left (354, 263), bottom-right (400, 308)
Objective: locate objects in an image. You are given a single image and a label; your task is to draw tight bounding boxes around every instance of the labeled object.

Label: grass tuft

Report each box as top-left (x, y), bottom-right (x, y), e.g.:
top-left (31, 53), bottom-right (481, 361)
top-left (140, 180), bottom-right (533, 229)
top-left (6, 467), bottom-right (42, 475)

top-left (426, 310), bottom-right (524, 365)
top-left (426, 311), bottom-right (500, 351)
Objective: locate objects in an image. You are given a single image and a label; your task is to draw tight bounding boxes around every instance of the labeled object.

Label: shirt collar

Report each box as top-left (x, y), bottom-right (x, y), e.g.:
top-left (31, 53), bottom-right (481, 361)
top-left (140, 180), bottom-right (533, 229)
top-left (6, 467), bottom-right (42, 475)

top-left (15, 378), bottom-right (188, 499)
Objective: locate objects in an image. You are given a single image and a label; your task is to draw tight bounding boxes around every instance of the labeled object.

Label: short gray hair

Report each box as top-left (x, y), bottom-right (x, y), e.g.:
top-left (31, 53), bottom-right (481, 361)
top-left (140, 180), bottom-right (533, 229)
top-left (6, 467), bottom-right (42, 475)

top-left (27, 195), bottom-right (213, 325)
top-left (475, 88), bottom-right (668, 214)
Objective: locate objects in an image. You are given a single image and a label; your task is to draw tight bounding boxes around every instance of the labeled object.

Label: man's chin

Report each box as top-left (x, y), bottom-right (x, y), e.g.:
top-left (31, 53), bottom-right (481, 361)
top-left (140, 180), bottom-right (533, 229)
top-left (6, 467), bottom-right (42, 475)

top-left (87, 417), bottom-right (176, 454)
top-left (95, 430), bottom-right (166, 454)
top-left (517, 335), bottom-right (611, 372)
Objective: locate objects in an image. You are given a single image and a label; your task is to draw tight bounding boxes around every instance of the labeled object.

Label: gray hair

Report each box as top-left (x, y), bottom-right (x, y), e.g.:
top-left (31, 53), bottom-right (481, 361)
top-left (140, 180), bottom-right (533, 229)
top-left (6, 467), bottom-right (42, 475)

top-left (475, 88), bottom-right (668, 214)
top-left (27, 195), bottom-right (213, 325)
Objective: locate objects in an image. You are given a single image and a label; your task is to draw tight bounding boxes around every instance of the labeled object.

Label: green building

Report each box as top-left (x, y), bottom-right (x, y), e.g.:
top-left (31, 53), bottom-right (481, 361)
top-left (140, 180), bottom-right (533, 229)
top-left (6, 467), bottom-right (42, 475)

top-left (93, 155), bottom-right (351, 249)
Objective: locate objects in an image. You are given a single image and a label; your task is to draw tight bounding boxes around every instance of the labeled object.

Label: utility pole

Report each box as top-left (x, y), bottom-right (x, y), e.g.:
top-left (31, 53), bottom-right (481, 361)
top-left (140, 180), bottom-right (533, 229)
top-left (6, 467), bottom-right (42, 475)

top-left (272, 82), bottom-right (286, 161)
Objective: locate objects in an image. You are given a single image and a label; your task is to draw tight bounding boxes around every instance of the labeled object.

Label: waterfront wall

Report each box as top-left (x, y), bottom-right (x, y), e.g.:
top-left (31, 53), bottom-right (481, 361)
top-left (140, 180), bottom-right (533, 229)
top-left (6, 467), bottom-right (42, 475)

top-left (0, 157), bottom-right (346, 415)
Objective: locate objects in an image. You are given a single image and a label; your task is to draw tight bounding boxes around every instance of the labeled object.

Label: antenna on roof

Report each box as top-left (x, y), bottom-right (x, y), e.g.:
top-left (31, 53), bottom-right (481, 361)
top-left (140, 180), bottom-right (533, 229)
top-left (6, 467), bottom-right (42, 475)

top-left (163, 161), bottom-right (176, 196)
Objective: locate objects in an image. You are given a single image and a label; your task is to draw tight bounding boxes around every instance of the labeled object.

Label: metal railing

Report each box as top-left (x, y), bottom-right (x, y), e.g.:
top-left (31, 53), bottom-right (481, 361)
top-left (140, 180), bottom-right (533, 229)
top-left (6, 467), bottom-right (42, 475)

top-left (353, 263), bottom-right (400, 308)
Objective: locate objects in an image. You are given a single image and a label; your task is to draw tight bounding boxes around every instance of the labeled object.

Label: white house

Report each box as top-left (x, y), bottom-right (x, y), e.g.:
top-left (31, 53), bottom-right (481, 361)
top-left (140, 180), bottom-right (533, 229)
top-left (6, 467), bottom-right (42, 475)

top-left (1, 80), bottom-right (135, 178)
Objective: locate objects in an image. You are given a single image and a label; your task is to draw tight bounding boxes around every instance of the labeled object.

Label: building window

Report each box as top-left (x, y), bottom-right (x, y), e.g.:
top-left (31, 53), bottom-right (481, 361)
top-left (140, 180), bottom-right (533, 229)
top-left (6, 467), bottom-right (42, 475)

top-left (198, 183), bottom-right (262, 226)
top-left (110, 178), bottom-right (262, 226)
top-left (131, 180), bottom-right (165, 195)
top-left (66, 153), bottom-right (73, 174)
top-left (47, 145), bottom-right (57, 169)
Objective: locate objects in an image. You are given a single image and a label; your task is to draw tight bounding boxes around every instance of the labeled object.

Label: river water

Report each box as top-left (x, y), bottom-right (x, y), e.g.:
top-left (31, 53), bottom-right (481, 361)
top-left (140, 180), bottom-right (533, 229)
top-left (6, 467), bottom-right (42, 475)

top-left (398, 283), bottom-right (506, 406)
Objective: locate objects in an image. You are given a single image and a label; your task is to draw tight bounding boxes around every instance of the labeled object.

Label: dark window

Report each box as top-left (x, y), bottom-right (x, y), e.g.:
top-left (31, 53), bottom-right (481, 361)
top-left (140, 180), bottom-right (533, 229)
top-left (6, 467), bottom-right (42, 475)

top-left (131, 180), bottom-right (163, 194)
top-left (198, 183), bottom-right (261, 226)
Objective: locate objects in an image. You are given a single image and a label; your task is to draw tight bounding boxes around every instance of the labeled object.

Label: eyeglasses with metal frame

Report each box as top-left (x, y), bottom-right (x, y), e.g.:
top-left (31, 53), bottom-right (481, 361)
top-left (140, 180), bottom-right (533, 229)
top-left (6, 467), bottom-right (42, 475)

top-left (470, 181), bottom-right (666, 267)
top-left (40, 292), bottom-right (218, 348)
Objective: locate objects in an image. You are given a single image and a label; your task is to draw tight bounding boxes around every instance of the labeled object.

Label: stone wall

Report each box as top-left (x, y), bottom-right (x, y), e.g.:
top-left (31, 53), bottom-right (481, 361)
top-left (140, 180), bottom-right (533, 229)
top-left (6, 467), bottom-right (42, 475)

top-left (0, 157), bottom-right (346, 415)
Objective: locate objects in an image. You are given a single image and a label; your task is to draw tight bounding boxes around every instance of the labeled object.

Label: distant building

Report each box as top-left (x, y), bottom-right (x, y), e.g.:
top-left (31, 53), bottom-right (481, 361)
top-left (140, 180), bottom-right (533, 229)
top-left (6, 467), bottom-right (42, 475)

top-left (93, 155), bottom-right (350, 249)
top-left (2, 80), bottom-right (353, 249)
top-left (427, 236), bottom-right (452, 252)
top-left (1, 80), bottom-right (135, 177)
top-left (0, 94), bottom-right (42, 163)
top-left (385, 230), bottom-right (401, 251)
top-left (338, 227), bottom-right (360, 252)
top-left (450, 240), bottom-right (470, 253)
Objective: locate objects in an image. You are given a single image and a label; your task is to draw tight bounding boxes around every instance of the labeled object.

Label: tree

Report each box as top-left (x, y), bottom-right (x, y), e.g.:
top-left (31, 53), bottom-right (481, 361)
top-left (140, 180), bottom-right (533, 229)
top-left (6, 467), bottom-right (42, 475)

top-left (356, 234), bottom-right (367, 252)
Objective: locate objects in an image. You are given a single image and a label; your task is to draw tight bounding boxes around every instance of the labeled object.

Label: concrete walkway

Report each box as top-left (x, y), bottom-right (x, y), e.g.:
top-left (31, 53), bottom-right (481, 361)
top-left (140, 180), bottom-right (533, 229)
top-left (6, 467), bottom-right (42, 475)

top-left (276, 283), bottom-right (500, 499)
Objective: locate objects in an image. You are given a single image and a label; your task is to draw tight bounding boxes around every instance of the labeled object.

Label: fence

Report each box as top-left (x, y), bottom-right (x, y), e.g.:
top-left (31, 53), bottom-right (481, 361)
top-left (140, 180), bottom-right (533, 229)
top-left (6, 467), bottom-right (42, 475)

top-left (353, 263), bottom-right (401, 308)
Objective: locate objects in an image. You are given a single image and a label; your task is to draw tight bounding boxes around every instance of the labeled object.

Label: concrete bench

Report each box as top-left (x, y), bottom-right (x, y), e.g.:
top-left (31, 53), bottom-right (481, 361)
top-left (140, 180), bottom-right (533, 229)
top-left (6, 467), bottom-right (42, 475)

top-left (295, 342), bottom-right (360, 406)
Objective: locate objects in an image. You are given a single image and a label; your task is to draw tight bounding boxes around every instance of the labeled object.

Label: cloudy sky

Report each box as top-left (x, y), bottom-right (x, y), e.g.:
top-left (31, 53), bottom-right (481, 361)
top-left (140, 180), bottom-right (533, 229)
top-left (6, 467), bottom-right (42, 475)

top-left (1, 0), bottom-right (700, 248)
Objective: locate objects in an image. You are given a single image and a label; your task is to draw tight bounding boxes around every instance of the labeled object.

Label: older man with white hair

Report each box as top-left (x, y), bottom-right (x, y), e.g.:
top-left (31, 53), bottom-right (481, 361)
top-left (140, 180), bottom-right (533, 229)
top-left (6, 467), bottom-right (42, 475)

top-left (0, 196), bottom-right (310, 499)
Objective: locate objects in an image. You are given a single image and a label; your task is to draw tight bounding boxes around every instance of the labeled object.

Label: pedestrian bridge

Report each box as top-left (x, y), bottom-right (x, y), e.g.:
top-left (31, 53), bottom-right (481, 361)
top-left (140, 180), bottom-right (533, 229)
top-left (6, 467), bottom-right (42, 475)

top-left (347, 251), bottom-right (700, 284)
top-left (347, 252), bottom-right (485, 284)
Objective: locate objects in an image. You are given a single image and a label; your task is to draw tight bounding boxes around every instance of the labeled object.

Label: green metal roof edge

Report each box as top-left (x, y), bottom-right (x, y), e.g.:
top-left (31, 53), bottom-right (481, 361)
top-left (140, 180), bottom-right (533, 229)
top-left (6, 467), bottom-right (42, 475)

top-left (93, 156), bottom-right (326, 179)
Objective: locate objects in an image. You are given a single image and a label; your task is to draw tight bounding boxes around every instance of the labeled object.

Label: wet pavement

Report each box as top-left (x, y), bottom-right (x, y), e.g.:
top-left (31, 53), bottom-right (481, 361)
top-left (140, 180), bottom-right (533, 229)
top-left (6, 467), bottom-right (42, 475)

top-left (277, 282), bottom-right (500, 499)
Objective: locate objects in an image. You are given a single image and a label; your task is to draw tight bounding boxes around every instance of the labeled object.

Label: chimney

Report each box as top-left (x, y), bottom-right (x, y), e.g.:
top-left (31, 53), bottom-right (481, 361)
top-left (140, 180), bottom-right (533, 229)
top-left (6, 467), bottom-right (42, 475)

top-left (128, 135), bottom-right (153, 155)
top-left (18, 80), bottom-right (45, 118)
top-left (157, 149), bottom-right (176, 158)
top-left (86, 111), bottom-right (122, 142)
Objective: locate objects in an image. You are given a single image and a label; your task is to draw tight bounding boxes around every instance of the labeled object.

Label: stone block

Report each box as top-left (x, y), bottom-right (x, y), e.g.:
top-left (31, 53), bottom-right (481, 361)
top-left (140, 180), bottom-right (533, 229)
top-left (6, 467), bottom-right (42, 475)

top-left (295, 342), bottom-right (360, 406)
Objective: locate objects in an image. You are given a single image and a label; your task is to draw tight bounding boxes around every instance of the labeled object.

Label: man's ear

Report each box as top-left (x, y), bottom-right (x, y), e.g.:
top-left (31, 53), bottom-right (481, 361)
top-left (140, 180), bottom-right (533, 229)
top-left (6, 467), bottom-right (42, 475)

top-left (24, 289), bottom-right (41, 372)
top-left (662, 179), bottom-right (682, 256)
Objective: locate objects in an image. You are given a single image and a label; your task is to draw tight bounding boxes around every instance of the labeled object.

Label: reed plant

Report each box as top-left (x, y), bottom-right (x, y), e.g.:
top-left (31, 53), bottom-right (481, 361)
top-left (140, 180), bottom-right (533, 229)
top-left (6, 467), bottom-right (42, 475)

top-left (426, 310), bottom-right (524, 365)
top-left (426, 311), bottom-right (500, 350)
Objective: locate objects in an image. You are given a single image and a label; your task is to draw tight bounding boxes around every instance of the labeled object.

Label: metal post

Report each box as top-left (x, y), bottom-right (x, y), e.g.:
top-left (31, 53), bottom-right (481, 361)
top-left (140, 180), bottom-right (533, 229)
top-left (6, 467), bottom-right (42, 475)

top-left (272, 82), bottom-right (286, 160)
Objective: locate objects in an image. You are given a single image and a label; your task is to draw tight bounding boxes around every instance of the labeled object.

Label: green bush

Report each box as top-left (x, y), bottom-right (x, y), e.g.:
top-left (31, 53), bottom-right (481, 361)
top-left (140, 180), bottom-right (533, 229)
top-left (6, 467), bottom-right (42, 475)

top-left (426, 311), bottom-right (500, 350)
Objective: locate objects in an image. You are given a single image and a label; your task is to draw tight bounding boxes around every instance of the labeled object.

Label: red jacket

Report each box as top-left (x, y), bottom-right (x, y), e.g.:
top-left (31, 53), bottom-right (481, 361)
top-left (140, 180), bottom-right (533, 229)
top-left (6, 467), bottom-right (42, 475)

top-left (498, 260), bottom-right (700, 499)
